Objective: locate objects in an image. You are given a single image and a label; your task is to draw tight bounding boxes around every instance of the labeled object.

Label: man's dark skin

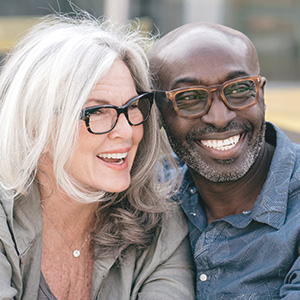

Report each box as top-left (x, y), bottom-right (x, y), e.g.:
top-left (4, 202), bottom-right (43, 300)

top-left (148, 22), bottom-right (275, 224)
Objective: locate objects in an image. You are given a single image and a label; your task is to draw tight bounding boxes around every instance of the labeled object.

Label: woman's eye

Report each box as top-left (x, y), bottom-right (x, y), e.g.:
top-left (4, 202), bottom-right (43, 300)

top-left (93, 109), bottom-right (105, 115)
top-left (128, 104), bottom-right (139, 110)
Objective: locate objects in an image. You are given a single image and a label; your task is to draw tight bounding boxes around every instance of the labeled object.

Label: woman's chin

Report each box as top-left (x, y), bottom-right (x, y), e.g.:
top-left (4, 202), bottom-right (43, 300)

top-left (96, 180), bottom-right (131, 194)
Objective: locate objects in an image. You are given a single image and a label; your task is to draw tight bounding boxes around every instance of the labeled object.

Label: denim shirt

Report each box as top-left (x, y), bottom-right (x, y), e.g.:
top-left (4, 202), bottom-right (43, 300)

top-left (174, 123), bottom-right (300, 300)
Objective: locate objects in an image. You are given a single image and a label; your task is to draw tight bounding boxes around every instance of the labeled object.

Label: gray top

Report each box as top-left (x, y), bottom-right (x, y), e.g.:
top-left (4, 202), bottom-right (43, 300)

top-left (38, 273), bottom-right (57, 300)
top-left (0, 182), bottom-right (195, 299)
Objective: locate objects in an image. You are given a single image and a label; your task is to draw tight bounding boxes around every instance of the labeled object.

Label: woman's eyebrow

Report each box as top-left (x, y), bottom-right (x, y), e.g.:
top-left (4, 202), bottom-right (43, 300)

top-left (85, 99), bottom-right (110, 106)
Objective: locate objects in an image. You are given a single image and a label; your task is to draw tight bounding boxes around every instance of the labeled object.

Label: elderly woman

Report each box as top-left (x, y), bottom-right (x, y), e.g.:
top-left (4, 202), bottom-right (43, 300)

top-left (0, 14), bottom-right (195, 300)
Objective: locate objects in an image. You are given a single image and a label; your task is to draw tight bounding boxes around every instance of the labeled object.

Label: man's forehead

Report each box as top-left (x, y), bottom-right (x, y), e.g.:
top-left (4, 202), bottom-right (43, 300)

top-left (149, 22), bottom-right (259, 90)
top-left (154, 26), bottom-right (249, 64)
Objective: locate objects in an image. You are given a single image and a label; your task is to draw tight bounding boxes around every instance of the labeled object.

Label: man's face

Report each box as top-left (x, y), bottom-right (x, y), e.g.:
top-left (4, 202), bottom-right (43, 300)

top-left (157, 33), bottom-right (266, 182)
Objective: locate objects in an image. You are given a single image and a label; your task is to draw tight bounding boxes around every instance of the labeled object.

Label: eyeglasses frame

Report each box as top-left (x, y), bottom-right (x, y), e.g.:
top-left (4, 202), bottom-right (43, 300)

top-left (155, 75), bottom-right (261, 119)
top-left (80, 92), bottom-right (154, 134)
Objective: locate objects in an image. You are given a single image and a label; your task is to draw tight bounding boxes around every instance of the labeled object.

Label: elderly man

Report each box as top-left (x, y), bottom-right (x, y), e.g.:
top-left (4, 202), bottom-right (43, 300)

top-left (148, 22), bottom-right (300, 299)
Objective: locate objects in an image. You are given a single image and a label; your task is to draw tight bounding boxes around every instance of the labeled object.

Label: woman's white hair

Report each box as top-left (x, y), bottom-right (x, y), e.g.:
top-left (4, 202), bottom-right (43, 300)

top-left (0, 13), bottom-right (180, 258)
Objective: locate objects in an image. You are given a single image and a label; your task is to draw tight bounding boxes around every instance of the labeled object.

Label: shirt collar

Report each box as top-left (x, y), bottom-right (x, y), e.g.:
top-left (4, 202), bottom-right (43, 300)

top-left (252, 122), bottom-right (297, 229)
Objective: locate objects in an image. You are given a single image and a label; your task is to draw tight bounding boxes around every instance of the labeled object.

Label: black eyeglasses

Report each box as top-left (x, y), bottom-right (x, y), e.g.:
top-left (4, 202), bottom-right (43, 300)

top-left (155, 75), bottom-right (261, 119)
top-left (80, 92), bottom-right (153, 134)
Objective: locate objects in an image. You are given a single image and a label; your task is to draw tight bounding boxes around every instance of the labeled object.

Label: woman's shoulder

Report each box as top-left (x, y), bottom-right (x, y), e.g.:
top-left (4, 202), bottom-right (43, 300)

top-left (159, 204), bottom-right (189, 247)
top-left (0, 186), bottom-right (22, 299)
top-left (0, 184), bottom-right (14, 222)
top-left (125, 204), bottom-right (194, 300)
top-left (135, 204), bottom-right (189, 264)
top-left (129, 204), bottom-right (189, 265)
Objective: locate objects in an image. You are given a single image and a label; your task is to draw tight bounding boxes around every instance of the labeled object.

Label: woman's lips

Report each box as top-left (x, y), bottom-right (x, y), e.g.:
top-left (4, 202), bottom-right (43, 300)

top-left (97, 152), bottom-right (128, 165)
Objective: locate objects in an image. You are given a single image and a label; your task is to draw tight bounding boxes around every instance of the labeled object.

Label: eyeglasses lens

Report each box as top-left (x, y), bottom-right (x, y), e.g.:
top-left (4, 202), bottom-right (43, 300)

top-left (89, 95), bottom-right (151, 134)
top-left (175, 89), bottom-right (208, 117)
top-left (174, 79), bottom-right (256, 117)
top-left (89, 107), bottom-right (117, 134)
top-left (223, 80), bottom-right (256, 108)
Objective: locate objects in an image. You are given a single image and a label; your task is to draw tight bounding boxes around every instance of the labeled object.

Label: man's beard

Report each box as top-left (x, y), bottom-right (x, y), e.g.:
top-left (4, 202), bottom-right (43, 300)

top-left (165, 121), bottom-right (265, 183)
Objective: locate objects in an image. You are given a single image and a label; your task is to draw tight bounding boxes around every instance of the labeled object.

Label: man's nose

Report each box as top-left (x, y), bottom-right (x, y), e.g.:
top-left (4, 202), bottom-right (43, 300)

top-left (200, 91), bottom-right (236, 128)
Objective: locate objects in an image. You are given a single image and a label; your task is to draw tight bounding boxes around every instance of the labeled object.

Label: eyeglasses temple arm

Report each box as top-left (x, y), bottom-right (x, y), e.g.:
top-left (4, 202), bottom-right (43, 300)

top-left (154, 90), bottom-right (169, 101)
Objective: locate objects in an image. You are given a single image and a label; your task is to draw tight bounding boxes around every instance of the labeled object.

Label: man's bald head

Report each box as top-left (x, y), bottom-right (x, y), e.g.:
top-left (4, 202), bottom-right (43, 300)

top-left (148, 22), bottom-right (260, 90)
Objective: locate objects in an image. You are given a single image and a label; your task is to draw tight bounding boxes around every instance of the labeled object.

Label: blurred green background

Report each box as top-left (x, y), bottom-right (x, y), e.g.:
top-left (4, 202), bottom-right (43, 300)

top-left (0, 0), bottom-right (299, 142)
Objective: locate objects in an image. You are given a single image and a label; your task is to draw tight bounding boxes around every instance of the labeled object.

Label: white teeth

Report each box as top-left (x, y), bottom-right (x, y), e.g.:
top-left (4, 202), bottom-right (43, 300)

top-left (201, 134), bottom-right (240, 151)
top-left (97, 152), bottom-right (128, 159)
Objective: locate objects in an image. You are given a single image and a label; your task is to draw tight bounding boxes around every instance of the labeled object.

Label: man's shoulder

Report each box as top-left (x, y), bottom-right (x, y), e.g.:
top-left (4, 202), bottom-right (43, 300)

top-left (267, 123), bottom-right (300, 201)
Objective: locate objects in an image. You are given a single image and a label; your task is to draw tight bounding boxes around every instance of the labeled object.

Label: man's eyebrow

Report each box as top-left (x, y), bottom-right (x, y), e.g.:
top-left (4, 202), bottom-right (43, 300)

top-left (171, 77), bottom-right (199, 89)
top-left (226, 71), bottom-right (250, 81)
top-left (170, 71), bottom-right (251, 90)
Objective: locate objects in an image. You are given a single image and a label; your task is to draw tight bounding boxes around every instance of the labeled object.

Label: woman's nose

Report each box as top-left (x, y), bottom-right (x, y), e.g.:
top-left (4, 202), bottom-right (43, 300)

top-left (109, 113), bottom-right (133, 139)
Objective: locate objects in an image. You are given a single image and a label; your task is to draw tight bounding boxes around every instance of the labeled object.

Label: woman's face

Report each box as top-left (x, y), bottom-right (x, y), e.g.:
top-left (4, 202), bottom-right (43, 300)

top-left (66, 59), bottom-right (143, 193)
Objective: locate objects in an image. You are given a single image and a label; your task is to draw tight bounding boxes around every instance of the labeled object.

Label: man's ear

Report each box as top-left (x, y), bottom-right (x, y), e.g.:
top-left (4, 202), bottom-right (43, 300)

top-left (259, 76), bottom-right (267, 110)
top-left (260, 76), bottom-right (267, 91)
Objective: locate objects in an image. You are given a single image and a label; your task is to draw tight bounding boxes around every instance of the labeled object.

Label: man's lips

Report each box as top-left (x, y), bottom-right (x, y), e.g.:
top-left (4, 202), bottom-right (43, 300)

top-left (200, 134), bottom-right (241, 151)
top-left (97, 152), bottom-right (128, 165)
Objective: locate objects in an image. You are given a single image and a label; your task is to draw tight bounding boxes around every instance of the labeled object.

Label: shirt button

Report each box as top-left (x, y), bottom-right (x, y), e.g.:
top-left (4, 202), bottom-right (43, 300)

top-left (188, 186), bottom-right (197, 194)
top-left (199, 274), bottom-right (208, 281)
top-left (242, 209), bottom-right (251, 215)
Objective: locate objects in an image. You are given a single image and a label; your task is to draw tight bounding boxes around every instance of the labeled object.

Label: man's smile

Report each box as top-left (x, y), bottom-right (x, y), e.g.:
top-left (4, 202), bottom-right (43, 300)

top-left (200, 134), bottom-right (240, 151)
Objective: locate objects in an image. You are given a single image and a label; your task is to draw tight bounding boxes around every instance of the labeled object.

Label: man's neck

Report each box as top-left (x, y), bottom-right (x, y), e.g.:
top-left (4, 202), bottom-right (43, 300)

top-left (189, 141), bottom-right (275, 224)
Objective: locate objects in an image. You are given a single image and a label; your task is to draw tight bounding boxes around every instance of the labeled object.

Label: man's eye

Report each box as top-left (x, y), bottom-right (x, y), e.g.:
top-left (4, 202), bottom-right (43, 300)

top-left (176, 91), bottom-right (207, 102)
top-left (229, 86), bottom-right (248, 94)
top-left (225, 81), bottom-right (255, 96)
top-left (175, 91), bottom-right (208, 111)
